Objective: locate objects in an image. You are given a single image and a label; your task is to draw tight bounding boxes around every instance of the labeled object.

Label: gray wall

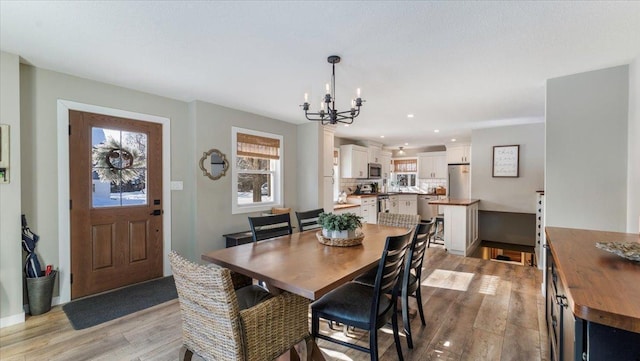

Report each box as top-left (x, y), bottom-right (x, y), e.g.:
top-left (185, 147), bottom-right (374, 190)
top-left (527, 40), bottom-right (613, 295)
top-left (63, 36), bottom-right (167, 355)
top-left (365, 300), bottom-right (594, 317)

top-left (18, 64), bottom-right (194, 299)
top-left (0, 51), bottom-right (23, 322)
top-left (0, 60), bottom-right (298, 324)
top-left (471, 124), bottom-right (545, 213)
top-left (546, 65), bottom-right (629, 232)
top-left (628, 57), bottom-right (640, 233)
top-left (193, 100), bottom-right (298, 258)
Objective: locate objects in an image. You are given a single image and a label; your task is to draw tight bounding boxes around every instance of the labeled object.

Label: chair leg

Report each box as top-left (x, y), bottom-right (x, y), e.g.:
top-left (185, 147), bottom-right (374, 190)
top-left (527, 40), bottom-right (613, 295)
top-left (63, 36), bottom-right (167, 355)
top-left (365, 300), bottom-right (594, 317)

top-left (311, 311), bottom-right (320, 339)
top-left (415, 289), bottom-right (426, 326)
top-left (402, 290), bottom-right (413, 349)
top-left (369, 326), bottom-right (378, 361)
top-left (391, 301), bottom-right (405, 361)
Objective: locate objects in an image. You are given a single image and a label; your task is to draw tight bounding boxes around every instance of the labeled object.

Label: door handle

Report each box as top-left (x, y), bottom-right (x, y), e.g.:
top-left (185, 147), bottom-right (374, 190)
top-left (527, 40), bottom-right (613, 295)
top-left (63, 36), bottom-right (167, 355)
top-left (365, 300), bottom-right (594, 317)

top-left (150, 209), bottom-right (163, 216)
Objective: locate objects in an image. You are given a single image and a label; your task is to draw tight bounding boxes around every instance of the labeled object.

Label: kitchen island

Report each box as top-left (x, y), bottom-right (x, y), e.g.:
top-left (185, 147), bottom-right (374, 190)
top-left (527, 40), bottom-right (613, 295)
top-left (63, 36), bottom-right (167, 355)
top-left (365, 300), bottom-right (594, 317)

top-left (428, 198), bottom-right (480, 256)
top-left (545, 227), bottom-right (639, 360)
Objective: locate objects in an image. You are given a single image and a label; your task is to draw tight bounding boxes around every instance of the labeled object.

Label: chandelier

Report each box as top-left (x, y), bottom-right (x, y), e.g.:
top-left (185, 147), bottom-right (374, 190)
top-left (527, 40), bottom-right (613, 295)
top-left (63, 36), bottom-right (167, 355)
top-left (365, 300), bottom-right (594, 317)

top-left (301, 55), bottom-right (364, 125)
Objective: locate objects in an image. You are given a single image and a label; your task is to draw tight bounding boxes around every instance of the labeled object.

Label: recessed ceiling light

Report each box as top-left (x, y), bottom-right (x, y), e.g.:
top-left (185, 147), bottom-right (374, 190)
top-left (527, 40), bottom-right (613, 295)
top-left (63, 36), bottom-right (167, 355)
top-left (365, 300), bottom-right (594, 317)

top-left (434, 129), bottom-right (440, 133)
top-left (404, 143), bottom-right (409, 146)
top-left (344, 124), bottom-right (349, 127)
top-left (451, 138), bottom-right (457, 142)
top-left (407, 114), bottom-right (414, 118)
top-left (380, 135), bottom-right (385, 138)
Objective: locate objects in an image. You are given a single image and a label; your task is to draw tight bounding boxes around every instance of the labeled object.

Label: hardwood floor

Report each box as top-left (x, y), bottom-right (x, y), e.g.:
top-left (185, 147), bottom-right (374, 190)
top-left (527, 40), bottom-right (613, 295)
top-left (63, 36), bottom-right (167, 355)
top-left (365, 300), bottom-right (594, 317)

top-left (0, 248), bottom-right (548, 361)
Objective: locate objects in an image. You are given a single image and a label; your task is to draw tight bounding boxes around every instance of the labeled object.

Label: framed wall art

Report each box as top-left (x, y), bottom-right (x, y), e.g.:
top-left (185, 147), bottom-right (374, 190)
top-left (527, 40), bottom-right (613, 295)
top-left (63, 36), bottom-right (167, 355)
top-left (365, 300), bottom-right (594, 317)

top-left (492, 145), bottom-right (519, 178)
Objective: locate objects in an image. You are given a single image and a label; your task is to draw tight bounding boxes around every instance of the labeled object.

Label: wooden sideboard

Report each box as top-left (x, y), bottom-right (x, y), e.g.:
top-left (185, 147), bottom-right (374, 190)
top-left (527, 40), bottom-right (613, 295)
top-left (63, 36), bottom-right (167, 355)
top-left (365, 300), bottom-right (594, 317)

top-left (545, 227), bottom-right (640, 361)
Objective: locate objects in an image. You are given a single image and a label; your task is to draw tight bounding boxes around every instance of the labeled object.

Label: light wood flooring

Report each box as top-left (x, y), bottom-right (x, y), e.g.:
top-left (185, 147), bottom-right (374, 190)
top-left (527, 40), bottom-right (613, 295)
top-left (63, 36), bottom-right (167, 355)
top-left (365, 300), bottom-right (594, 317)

top-left (0, 248), bottom-right (548, 361)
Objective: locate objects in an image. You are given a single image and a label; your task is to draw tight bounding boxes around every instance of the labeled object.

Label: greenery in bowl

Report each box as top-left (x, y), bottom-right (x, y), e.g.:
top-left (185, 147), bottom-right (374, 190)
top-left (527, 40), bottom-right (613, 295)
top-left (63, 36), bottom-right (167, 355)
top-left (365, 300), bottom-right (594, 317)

top-left (318, 212), bottom-right (363, 232)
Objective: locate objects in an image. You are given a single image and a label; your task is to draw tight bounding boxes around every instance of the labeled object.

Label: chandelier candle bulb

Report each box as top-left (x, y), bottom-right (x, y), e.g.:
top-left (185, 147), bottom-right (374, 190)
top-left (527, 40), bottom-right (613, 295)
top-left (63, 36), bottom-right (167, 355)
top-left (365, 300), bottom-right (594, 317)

top-left (357, 88), bottom-right (361, 97)
top-left (326, 83), bottom-right (330, 95)
top-left (304, 93), bottom-right (308, 102)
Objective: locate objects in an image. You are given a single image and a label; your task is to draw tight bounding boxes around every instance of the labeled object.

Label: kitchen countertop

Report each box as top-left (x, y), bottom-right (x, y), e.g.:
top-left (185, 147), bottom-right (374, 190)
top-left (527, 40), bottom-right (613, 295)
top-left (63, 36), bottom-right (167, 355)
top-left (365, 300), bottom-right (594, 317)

top-left (347, 192), bottom-right (441, 198)
top-left (333, 203), bottom-right (360, 210)
top-left (546, 227), bottom-right (640, 333)
top-left (428, 198), bottom-right (480, 206)
top-left (347, 194), bottom-right (378, 198)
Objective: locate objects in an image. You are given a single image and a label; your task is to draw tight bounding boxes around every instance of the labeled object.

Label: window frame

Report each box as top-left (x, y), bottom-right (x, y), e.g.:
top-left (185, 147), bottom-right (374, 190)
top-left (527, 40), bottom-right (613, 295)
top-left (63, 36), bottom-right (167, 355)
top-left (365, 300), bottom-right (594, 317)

top-left (231, 127), bottom-right (284, 214)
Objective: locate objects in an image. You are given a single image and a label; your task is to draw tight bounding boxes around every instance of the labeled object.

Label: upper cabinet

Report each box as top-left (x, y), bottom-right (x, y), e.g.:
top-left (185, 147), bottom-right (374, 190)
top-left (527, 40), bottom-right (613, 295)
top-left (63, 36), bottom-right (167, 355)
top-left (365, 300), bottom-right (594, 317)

top-left (340, 144), bottom-right (368, 178)
top-left (418, 151), bottom-right (447, 179)
top-left (380, 151), bottom-right (392, 179)
top-left (368, 147), bottom-right (381, 164)
top-left (447, 144), bottom-right (471, 164)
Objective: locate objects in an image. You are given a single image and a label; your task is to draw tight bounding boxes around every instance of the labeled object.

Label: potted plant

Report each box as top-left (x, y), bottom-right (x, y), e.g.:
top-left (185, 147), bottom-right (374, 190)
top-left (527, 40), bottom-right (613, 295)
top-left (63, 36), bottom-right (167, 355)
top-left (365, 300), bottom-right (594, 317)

top-left (318, 212), bottom-right (363, 239)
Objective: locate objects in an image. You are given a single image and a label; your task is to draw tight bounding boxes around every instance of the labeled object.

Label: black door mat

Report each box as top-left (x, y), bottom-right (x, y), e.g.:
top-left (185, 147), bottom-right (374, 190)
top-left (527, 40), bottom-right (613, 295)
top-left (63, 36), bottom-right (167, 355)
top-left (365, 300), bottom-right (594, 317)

top-left (62, 276), bottom-right (177, 330)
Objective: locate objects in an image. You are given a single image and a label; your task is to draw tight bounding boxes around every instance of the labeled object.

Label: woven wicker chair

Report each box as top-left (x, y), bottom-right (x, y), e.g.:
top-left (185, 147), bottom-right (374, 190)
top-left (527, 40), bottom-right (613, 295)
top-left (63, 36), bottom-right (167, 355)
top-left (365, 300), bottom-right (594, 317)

top-left (169, 251), bottom-right (310, 361)
top-left (377, 212), bottom-right (421, 229)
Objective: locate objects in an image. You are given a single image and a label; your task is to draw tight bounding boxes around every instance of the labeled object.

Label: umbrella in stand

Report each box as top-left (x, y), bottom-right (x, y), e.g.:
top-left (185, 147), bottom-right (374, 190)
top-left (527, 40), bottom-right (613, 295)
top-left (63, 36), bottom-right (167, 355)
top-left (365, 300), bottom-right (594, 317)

top-left (21, 214), bottom-right (42, 278)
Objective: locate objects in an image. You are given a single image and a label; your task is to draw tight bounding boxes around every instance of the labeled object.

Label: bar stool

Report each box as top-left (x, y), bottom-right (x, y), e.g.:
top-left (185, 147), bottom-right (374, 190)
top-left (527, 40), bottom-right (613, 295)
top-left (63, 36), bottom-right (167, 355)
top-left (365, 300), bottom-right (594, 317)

top-left (429, 215), bottom-right (445, 248)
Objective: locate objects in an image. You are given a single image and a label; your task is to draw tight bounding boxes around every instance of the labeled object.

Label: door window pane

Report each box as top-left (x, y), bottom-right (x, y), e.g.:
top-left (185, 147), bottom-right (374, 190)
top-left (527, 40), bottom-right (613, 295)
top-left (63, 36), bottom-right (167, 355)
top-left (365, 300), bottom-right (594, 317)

top-left (92, 127), bottom-right (148, 207)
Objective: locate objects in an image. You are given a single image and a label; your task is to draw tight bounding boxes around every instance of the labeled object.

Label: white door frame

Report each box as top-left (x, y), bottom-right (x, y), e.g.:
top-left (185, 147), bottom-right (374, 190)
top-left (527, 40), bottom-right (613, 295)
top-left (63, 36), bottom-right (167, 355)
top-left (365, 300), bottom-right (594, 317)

top-left (57, 100), bottom-right (172, 304)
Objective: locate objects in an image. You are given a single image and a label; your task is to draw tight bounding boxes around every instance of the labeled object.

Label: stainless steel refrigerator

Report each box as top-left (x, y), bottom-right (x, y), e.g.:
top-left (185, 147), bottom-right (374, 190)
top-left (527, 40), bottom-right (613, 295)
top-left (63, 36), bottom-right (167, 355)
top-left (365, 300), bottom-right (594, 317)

top-left (448, 164), bottom-right (471, 199)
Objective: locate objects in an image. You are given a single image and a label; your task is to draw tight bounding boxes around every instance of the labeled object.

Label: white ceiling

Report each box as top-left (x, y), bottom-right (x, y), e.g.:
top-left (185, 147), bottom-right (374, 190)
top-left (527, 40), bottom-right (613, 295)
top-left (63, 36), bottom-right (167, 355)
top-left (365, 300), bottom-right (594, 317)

top-left (2, 1), bottom-right (639, 149)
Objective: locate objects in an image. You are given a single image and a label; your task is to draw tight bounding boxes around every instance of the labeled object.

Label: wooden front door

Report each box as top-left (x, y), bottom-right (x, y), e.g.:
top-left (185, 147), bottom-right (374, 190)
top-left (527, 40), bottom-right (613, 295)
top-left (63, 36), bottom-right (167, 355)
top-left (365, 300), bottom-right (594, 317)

top-left (69, 110), bottom-right (163, 299)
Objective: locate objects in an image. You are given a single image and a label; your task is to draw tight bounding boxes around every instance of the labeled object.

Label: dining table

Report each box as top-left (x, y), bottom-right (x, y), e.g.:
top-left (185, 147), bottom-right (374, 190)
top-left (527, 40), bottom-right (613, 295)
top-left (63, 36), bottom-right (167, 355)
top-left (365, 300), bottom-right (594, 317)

top-left (201, 223), bottom-right (412, 361)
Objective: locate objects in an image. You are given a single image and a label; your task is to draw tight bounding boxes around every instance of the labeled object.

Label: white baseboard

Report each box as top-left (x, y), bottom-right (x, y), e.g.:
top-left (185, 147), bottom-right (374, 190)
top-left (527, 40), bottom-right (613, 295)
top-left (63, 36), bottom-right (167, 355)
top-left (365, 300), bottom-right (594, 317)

top-left (0, 312), bottom-right (25, 328)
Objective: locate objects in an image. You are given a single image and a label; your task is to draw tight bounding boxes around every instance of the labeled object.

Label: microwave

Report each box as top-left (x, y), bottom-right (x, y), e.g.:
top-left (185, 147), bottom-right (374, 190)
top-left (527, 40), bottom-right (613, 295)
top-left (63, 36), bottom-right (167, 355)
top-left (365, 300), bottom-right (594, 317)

top-left (368, 163), bottom-right (382, 179)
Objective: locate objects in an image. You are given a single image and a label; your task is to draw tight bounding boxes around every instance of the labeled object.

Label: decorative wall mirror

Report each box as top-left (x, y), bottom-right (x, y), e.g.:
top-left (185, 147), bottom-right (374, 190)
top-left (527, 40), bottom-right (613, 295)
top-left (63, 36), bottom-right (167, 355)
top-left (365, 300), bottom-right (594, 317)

top-left (199, 149), bottom-right (229, 180)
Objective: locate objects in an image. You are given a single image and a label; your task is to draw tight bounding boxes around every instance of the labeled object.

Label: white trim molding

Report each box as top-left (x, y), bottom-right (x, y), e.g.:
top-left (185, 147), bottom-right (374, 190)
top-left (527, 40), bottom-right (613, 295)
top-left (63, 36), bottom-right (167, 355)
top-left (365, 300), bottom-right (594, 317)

top-left (57, 100), bottom-right (172, 304)
top-left (0, 312), bottom-right (25, 328)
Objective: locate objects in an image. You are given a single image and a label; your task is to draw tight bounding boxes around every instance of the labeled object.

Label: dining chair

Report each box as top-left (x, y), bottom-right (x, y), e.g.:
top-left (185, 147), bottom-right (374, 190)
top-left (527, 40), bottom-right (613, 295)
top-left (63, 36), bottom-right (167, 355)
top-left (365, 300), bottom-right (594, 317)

top-left (377, 212), bottom-right (421, 229)
top-left (248, 213), bottom-right (293, 242)
top-left (295, 208), bottom-right (324, 232)
top-left (354, 220), bottom-right (434, 348)
top-left (311, 230), bottom-right (412, 361)
top-left (169, 251), bottom-right (310, 361)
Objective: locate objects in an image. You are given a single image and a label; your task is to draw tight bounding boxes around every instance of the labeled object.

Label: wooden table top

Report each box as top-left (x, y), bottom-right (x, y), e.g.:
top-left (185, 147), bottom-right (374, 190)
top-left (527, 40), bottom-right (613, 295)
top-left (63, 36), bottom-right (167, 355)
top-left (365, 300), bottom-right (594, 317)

top-left (202, 223), bottom-right (411, 300)
top-left (545, 227), bottom-right (640, 333)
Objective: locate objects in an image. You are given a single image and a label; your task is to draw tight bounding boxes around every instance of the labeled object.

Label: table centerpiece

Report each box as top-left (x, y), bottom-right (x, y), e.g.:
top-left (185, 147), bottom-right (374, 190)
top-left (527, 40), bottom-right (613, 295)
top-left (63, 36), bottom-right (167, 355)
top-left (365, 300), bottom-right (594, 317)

top-left (316, 212), bottom-right (364, 247)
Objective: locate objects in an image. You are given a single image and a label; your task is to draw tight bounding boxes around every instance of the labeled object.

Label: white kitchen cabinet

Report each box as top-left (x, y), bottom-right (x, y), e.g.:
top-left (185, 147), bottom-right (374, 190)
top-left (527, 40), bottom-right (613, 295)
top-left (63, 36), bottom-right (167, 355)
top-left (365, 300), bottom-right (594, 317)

top-left (334, 206), bottom-right (360, 217)
top-left (323, 128), bottom-right (335, 177)
top-left (321, 127), bottom-right (336, 212)
top-left (340, 144), bottom-right (368, 178)
top-left (368, 147), bottom-right (381, 164)
top-left (389, 195), bottom-right (399, 213)
top-left (440, 201), bottom-right (479, 256)
top-left (397, 194), bottom-right (417, 215)
top-left (446, 144), bottom-right (471, 164)
top-left (418, 152), bottom-right (447, 179)
top-left (380, 151), bottom-right (392, 179)
top-left (348, 196), bottom-right (377, 224)
top-left (322, 176), bottom-right (334, 214)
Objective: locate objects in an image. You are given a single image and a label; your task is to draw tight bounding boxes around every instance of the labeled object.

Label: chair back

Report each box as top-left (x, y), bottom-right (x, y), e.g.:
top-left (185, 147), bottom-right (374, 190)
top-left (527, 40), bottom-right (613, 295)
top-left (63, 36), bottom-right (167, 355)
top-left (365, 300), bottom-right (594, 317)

top-left (169, 251), bottom-right (244, 361)
top-left (295, 208), bottom-right (324, 232)
top-left (248, 213), bottom-right (293, 242)
top-left (405, 220), bottom-right (434, 290)
top-left (377, 212), bottom-right (421, 229)
top-left (371, 231), bottom-right (412, 319)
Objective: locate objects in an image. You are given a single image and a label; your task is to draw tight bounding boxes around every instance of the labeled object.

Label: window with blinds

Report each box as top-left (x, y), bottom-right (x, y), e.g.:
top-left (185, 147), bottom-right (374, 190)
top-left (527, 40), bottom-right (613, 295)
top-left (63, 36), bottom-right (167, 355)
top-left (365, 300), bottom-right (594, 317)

top-left (232, 127), bottom-right (283, 214)
top-left (393, 159), bottom-right (417, 173)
